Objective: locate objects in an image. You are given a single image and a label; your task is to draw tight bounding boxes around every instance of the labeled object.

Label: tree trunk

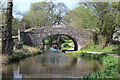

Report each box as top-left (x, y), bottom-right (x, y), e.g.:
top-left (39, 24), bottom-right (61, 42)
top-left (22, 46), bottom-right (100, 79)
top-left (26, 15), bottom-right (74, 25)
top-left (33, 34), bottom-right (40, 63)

top-left (92, 31), bottom-right (98, 44)
top-left (99, 35), bottom-right (113, 49)
top-left (100, 36), bottom-right (107, 48)
top-left (2, 2), bottom-right (13, 55)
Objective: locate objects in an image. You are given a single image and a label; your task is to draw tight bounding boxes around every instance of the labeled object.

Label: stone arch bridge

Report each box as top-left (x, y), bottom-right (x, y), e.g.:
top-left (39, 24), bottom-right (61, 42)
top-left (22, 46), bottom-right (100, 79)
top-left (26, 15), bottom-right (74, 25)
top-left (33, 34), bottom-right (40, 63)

top-left (20, 26), bottom-right (90, 51)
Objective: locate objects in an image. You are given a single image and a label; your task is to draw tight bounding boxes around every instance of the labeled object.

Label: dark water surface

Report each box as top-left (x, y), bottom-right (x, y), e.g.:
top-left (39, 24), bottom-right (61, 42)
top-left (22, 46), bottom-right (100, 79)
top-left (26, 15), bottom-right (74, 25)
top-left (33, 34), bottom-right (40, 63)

top-left (2, 52), bottom-right (103, 79)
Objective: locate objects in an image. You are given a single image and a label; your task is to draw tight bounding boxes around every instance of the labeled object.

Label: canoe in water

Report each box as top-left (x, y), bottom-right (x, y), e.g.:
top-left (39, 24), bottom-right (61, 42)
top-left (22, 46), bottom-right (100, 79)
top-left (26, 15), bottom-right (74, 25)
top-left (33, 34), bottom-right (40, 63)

top-left (50, 49), bottom-right (57, 51)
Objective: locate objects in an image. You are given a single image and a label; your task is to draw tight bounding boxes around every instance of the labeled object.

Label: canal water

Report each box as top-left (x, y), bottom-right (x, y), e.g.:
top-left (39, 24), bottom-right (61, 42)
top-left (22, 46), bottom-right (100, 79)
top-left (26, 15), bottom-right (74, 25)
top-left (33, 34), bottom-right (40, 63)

top-left (2, 52), bottom-right (103, 79)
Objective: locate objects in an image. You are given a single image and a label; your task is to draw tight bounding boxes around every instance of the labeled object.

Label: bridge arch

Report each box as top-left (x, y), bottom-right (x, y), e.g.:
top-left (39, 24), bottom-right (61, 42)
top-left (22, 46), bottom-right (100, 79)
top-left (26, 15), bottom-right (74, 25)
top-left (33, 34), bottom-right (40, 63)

top-left (42, 34), bottom-right (78, 51)
top-left (20, 26), bottom-right (90, 50)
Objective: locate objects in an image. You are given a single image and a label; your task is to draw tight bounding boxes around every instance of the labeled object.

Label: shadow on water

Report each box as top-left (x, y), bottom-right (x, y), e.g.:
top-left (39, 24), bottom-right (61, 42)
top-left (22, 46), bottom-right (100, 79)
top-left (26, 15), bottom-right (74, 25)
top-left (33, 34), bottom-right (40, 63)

top-left (2, 51), bottom-right (104, 79)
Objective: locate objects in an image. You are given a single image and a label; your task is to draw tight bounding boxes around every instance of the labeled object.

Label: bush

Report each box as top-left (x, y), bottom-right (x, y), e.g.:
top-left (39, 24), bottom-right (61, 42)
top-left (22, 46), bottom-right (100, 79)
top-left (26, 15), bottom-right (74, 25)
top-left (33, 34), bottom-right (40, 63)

top-left (112, 46), bottom-right (120, 55)
top-left (23, 45), bottom-right (41, 54)
top-left (102, 56), bottom-right (118, 68)
top-left (88, 56), bottom-right (120, 78)
top-left (9, 52), bottom-right (23, 61)
top-left (9, 45), bottom-right (42, 62)
top-left (62, 43), bottom-right (72, 48)
top-left (80, 52), bottom-right (107, 61)
top-left (79, 52), bottom-right (120, 78)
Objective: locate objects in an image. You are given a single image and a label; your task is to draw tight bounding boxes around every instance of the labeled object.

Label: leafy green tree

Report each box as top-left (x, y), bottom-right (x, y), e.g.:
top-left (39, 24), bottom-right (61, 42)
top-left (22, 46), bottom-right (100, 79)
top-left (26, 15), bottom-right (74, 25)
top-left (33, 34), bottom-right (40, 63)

top-left (81, 2), bottom-right (118, 48)
top-left (12, 18), bottom-right (23, 36)
top-left (52, 2), bottom-right (68, 25)
top-left (65, 6), bottom-right (98, 44)
top-left (23, 2), bottom-right (69, 28)
top-left (66, 6), bottom-right (97, 29)
top-left (67, 2), bottom-right (118, 48)
top-left (0, 2), bottom-right (24, 36)
top-left (0, 2), bottom-right (7, 27)
top-left (23, 2), bottom-right (52, 27)
top-left (118, 2), bottom-right (120, 29)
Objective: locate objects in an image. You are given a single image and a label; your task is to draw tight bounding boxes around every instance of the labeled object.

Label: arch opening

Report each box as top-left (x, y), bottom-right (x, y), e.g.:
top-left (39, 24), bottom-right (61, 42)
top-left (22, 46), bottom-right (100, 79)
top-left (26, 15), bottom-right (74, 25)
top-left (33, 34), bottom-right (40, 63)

top-left (42, 34), bottom-right (78, 51)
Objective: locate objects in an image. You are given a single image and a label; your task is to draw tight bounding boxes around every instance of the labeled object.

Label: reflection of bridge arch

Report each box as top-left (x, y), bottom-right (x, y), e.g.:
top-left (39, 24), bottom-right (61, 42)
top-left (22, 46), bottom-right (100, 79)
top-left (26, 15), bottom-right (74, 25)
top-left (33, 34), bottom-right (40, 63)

top-left (21, 26), bottom-right (90, 50)
top-left (41, 53), bottom-right (78, 69)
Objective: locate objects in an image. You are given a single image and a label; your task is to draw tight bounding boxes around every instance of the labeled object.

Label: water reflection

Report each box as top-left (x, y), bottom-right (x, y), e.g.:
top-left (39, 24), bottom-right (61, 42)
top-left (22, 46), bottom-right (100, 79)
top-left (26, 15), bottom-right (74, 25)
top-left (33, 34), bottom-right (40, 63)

top-left (2, 52), bottom-right (103, 79)
top-left (13, 65), bottom-right (22, 80)
top-left (41, 53), bottom-right (77, 70)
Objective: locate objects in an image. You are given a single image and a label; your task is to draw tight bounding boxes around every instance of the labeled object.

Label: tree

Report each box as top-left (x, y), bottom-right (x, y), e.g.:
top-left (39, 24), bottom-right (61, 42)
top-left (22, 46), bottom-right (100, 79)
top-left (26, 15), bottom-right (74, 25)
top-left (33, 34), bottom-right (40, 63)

top-left (118, 2), bottom-right (120, 28)
top-left (65, 6), bottom-right (98, 44)
top-left (0, 1), bottom-right (25, 36)
top-left (66, 6), bottom-right (97, 29)
top-left (23, 2), bottom-right (69, 28)
top-left (52, 2), bottom-right (68, 25)
top-left (67, 2), bottom-right (118, 48)
top-left (0, 2), bottom-right (7, 27)
top-left (81, 2), bottom-right (118, 48)
top-left (23, 2), bottom-right (54, 27)
top-left (2, 1), bottom-right (13, 55)
top-left (12, 18), bottom-right (22, 36)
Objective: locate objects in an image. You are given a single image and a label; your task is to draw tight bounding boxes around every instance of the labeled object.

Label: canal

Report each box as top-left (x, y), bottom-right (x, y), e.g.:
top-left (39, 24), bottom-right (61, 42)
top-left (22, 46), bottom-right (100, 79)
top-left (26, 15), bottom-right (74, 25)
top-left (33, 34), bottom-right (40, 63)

top-left (2, 51), bottom-right (103, 79)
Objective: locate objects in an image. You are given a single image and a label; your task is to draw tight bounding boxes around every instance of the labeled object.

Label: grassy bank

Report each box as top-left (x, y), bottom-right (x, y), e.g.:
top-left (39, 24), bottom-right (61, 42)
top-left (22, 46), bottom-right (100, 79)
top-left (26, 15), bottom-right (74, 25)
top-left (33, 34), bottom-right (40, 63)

top-left (80, 41), bottom-right (120, 54)
top-left (6, 45), bottom-right (41, 63)
top-left (66, 51), bottom-right (120, 79)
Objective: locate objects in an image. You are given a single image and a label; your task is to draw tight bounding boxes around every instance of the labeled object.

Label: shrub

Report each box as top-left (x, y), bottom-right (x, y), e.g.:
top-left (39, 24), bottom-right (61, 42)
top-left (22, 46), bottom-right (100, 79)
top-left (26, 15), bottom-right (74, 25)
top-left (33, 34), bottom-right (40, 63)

top-left (9, 52), bottom-right (23, 61)
top-left (80, 52), bottom-right (120, 78)
top-left (112, 46), bottom-right (120, 54)
top-left (62, 43), bottom-right (72, 48)
top-left (102, 56), bottom-right (118, 68)
top-left (80, 52), bottom-right (107, 61)
top-left (23, 45), bottom-right (41, 54)
top-left (9, 45), bottom-right (41, 62)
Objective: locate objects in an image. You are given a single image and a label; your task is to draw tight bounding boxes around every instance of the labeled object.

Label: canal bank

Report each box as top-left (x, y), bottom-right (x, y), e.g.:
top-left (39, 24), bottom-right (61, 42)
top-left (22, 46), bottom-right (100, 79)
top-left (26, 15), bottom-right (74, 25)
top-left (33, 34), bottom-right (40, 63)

top-left (66, 51), bottom-right (120, 79)
top-left (2, 45), bottom-right (42, 65)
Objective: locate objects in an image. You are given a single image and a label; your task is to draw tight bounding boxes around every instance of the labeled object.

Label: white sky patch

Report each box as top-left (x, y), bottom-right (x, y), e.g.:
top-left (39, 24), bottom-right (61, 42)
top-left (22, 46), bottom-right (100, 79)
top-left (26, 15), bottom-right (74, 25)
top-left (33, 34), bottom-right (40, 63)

top-left (7, 0), bottom-right (79, 19)
top-left (12, 0), bottom-right (79, 13)
top-left (79, 0), bottom-right (120, 2)
top-left (12, 0), bottom-right (79, 3)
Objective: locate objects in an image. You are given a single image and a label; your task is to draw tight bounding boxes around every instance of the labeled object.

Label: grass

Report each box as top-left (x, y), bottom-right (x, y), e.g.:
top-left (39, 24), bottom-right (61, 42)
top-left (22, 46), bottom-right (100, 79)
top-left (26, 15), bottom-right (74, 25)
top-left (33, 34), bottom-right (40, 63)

top-left (23, 45), bottom-right (41, 54)
top-left (8, 45), bottom-right (42, 62)
top-left (1, 39), bottom-right (42, 63)
top-left (80, 41), bottom-right (119, 54)
top-left (80, 52), bottom-right (120, 78)
top-left (61, 43), bottom-right (74, 50)
top-left (66, 40), bottom-right (120, 78)
top-left (66, 51), bottom-right (120, 78)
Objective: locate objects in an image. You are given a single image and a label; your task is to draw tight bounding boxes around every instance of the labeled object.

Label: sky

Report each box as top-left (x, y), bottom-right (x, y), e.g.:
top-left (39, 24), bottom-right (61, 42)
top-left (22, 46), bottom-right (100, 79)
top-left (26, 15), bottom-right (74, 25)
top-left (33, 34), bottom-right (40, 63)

top-left (5, 0), bottom-right (79, 18)
top-left (13, 0), bottom-right (79, 12)
top-left (11, 0), bottom-right (79, 18)
top-left (1, 0), bottom-right (119, 19)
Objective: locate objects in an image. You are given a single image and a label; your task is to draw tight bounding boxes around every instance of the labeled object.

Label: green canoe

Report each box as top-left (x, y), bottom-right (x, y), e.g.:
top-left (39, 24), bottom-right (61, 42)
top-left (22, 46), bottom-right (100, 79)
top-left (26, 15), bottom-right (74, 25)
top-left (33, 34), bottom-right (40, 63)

top-left (50, 48), bottom-right (57, 51)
